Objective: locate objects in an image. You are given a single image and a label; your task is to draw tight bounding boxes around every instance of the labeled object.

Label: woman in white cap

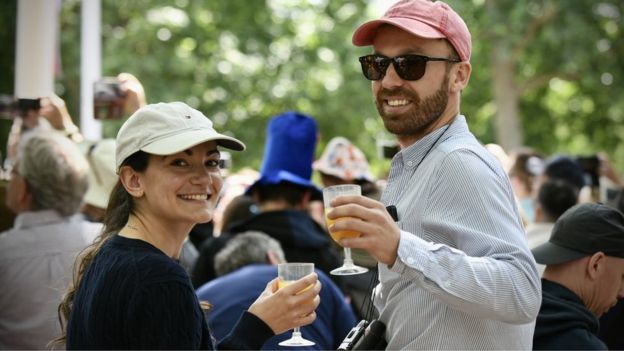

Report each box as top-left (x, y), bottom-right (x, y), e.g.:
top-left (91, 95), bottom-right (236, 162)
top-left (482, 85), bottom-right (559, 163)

top-left (56, 102), bottom-right (321, 349)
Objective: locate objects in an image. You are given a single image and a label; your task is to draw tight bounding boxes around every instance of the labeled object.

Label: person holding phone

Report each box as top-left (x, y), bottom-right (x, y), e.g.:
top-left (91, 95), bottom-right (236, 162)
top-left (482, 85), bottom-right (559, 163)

top-left (56, 102), bottom-right (321, 349)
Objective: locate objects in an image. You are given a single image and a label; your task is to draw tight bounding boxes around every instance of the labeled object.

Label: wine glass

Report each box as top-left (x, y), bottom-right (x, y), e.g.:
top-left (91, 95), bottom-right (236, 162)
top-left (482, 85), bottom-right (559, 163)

top-left (323, 184), bottom-right (368, 275)
top-left (277, 262), bottom-right (316, 347)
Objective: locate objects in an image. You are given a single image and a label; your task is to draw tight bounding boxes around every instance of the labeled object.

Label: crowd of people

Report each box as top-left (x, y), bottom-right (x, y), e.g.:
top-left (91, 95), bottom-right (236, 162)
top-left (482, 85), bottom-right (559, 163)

top-left (1, 0), bottom-right (623, 350)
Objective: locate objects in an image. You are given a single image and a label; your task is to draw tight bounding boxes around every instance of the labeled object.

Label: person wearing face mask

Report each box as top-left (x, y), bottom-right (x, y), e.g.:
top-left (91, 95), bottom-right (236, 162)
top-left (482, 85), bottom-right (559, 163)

top-left (55, 102), bottom-right (321, 350)
top-left (324, 0), bottom-right (540, 349)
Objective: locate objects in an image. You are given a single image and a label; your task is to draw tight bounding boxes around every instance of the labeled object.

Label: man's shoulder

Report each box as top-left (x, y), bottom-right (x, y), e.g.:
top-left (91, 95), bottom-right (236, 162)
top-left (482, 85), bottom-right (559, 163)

top-left (196, 265), bottom-right (273, 303)
top-left (231, 210), bottom-right (328, 244)
top-left (0, 217), bottom-right (100, 260)
top-left (432, 134), bottom-right (508, 183)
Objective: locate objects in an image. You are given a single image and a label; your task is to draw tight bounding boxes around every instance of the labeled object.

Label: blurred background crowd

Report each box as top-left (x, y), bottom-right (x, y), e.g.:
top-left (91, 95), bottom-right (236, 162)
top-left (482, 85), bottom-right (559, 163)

top-left (0, 0), bottom-right (623, 349)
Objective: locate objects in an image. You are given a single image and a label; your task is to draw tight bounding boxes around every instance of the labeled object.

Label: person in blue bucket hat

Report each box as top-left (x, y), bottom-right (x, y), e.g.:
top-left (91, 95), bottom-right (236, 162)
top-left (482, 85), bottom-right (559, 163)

top-left (193, 111), bottom-right (343, 286)
top-left (246, 111), bottom-right (323, 199)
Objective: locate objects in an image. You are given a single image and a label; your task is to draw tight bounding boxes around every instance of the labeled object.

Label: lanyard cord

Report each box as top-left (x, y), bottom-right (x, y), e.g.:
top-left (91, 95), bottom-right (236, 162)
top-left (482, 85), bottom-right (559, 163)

top-left (362, 123), bottom-right (452, 321)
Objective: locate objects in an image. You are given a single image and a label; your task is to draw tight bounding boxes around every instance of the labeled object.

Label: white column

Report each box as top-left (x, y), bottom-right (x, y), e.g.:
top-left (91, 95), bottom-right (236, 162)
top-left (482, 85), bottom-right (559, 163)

top-left (15, 0), bottom-right (56, 100)
top-left (80, 0), bottom-right (102, 140)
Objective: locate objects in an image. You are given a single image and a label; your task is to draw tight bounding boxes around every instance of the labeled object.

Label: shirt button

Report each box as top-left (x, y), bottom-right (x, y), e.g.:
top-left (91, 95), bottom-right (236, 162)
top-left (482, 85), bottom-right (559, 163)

top-left (444, 281), bottom-right (452, 288)
top-left (407, 257), bottom-right (415, 265)
top-left (406, 160), bottom-right (413, 167)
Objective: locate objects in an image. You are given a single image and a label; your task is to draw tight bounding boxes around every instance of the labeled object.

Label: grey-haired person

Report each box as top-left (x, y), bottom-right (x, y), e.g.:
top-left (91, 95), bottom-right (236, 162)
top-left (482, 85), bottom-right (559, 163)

top-left (56, 102), bottom-right (321, 349)
top-left (0, 131), bottom-right (101, 349)
top-left (325, 0), bottom-right (540, 348)
top-left (196, 232), bottom-right (356, 350)
top-left (532, 203), bottom-right (624, 350)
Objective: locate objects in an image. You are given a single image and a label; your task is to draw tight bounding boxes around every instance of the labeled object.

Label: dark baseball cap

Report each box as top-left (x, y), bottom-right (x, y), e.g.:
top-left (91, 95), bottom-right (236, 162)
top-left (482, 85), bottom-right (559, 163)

top-left (532, 203), bottom-right (624, 265)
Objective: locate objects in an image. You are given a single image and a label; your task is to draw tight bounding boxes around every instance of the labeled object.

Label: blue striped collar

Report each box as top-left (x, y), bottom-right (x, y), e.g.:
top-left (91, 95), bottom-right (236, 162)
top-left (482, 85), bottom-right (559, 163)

top-left (394, 115), bottom-right (467, 169)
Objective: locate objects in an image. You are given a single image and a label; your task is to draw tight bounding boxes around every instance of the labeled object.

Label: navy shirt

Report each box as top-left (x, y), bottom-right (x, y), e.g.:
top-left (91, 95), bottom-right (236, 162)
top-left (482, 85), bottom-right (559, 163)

top-left (67, 235), bottom-right (273, 350)
top-left (534, 279), bottom-right (606, 350)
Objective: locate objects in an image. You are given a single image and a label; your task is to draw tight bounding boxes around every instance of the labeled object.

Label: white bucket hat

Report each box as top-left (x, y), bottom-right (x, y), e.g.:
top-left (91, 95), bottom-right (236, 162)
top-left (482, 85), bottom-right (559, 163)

top-left (115, 101), bottom-right (245, 171)
top-left (313, 136), bottom-right (374, 182)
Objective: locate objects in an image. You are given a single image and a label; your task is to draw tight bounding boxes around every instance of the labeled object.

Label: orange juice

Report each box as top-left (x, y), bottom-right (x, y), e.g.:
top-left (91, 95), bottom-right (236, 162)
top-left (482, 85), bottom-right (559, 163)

top-left (278, 280), bottom-right (312, 294)
top-left (325, 209), bottom-right (361, 243)
top-left (278, 280), bottom-right (292, 290)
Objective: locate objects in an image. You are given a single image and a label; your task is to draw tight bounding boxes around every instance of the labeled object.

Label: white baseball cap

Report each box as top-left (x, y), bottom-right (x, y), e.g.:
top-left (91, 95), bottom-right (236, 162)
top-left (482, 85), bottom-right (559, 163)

top-left (115, 102), bottom-right (245, 171)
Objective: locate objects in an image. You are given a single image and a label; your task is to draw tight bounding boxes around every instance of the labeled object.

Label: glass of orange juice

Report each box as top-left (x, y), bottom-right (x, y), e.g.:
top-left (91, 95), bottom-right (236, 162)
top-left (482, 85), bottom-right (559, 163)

top-left (323, 184), bottom-right (368, 275)
top-left (277, 263), bottom-right (316, 347)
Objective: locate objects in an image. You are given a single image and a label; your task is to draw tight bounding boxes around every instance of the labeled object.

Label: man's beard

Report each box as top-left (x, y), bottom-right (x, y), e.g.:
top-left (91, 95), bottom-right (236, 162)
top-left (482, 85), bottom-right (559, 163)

top-left (375, 74), bottom-right (450, 137)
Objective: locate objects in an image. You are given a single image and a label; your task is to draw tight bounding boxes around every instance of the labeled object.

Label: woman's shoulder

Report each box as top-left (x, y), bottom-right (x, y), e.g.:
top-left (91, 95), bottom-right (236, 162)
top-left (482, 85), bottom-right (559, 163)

top-left (98, 235), bottom-right (191, 285)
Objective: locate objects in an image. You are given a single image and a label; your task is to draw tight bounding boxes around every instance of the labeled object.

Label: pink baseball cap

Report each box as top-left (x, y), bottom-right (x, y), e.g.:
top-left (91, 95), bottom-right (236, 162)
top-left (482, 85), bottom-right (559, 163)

top-left (352, 0), bottom-right (472, 62)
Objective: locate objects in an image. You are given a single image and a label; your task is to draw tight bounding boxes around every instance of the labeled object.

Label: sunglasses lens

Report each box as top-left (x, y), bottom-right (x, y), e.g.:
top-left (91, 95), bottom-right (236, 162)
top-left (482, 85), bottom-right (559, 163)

top-left (359, 55), bottom-right (430, 81)
top-left (395, 56), bottom-right (426, 81)
top-left (359, 55), bottom-right (385, 81)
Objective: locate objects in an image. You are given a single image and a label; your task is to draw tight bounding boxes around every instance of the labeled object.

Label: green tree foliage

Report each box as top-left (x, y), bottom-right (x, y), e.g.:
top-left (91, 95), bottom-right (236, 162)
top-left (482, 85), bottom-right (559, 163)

top-left (2, 0), bottom-right (623, 175)
top-left (446, 0), bottom-right (624, 164)
top-left (57, 0), bottom-right (384, 173)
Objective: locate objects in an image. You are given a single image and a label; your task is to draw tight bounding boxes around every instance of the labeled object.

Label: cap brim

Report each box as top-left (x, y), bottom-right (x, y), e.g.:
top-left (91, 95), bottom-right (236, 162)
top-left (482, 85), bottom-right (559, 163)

top-left (142, 129), bottom-right (245, 156)
top-left (352, 18), bottom-right (445, 46)
top-left (531, 241), bottom-right (588, 265)
top-left (246, 171), bottom-right (323, 201)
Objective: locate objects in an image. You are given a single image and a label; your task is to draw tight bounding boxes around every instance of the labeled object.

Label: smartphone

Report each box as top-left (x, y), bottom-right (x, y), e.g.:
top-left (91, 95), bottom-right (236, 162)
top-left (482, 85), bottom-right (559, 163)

top-left (219, 151), bottom-right (232, 170)
top-left (93, 77), bottom-right (125, 120)
top-left (575, 155), bottom-right (600, 187)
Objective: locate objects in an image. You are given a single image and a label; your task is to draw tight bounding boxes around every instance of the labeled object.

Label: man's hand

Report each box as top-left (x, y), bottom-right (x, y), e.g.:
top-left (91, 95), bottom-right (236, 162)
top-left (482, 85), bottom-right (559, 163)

top-left (39, 94), bottom-right (83, 142)
top-left (598, 152), bottom-right (622, 186)
top-left (327, 195), bottom-right (400, 266)
top-left (117, 72), bottom-right (146, 115)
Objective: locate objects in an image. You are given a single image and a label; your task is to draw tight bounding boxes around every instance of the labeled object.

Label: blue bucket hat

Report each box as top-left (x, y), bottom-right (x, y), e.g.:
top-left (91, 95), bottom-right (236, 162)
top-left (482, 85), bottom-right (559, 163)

top-left (247, 111), bottom-right (322, 199)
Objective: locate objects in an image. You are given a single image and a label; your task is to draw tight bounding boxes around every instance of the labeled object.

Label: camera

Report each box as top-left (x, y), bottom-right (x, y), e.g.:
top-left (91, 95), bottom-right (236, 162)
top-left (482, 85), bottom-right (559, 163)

top-left (338, 320), bottom-right (368, 350)
top-left (575, 155), bottom-right (600, 187)
top-left (0, 96), bottom-right (41, 119)
top-left (93, 78), bottom-right (125, 120)
top-left (0, 94), bottom-right (17, 119)
top-left (219, 151), bottom-right (232, 170)
top-left (338, 319), bottom-right (387, 350)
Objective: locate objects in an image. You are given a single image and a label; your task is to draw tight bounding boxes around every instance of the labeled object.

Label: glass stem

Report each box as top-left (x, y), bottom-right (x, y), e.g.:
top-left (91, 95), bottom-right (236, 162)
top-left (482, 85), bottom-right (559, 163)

top-left (293, 326), bottom-right (301, 336)
top-left (344, 247), bottom-right (354, 266)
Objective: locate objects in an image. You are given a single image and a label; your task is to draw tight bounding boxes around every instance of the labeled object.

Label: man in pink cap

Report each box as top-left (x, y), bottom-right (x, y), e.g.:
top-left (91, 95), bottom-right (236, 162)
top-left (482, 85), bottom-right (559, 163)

top-left (326, 0), bottom-right (540, 349)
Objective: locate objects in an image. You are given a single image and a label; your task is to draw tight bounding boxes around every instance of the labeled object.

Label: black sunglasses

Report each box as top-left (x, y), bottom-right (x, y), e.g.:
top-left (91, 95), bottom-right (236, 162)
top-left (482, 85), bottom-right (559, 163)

top-left (359, 54), bottom-right (460, 81)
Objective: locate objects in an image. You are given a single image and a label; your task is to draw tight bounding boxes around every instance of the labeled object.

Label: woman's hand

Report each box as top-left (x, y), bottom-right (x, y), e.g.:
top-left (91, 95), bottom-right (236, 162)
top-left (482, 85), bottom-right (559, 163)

top-left (248, 272), bottom-right (321, 335)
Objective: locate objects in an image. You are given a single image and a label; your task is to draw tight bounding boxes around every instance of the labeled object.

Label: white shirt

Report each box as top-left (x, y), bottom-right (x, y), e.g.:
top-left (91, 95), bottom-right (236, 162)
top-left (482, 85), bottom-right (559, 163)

top-left (526, 222), bottom-right (555, 276)
top-left (0, 210), bottom-right (101, 349)
top-left (377, 116), bottom-right (541, 350)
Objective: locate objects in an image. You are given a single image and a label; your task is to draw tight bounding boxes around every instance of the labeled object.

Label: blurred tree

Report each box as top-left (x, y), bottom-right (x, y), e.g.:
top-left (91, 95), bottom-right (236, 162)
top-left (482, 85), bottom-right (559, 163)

top-left (57, 0), bottom-right (378, 172)
top-left (0, 0), bottom-right (16, 164)
top-left (2, 0), bottom-right (622, 175)
top-left (447, 0), bottom-right (623, 161)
